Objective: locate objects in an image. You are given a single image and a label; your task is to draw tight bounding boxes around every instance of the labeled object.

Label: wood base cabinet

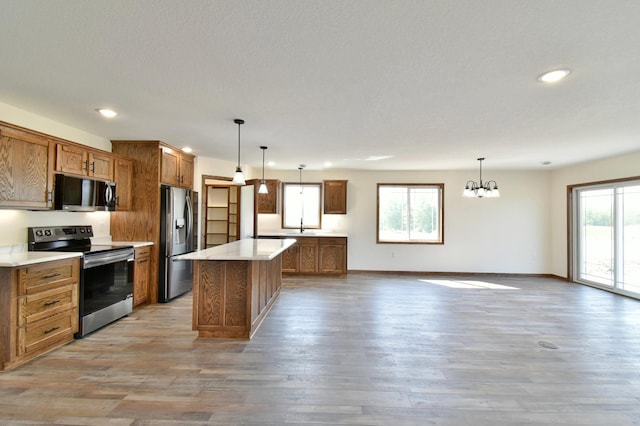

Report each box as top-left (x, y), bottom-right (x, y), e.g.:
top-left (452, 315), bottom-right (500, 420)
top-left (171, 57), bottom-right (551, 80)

top-left (319, 238), bottom-right (347, 273)
top-left (0, 257), bottom-right (80, 371)
top-left (133, 246), bottom-right (151, 307)
top-left (279, 236), bottom-right (347, 275)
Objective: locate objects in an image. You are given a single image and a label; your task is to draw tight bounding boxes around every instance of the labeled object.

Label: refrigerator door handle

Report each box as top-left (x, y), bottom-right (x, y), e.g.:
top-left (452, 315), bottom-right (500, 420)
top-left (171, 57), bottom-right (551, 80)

top-left (165, 186), bottom-right (173, 257)
top-left (185, 194), bottom-right (193, 251)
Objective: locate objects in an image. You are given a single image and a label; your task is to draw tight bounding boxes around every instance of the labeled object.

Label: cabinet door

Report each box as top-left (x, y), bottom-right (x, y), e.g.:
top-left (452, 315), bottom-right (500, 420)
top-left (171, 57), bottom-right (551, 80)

top-left (179, 154), bottom-right (194, 189)
top-left (56, 144), bottom-right (89, 176)
top-left (160, 148), bottom-right (180, 186)
top-left (113, 158), bottom-right (133, 211)
top-left (298, 239), bottom-right (318, 273)
top-left (257, 180), bottom-right (279, 214)
top-left (319, 238), bottom-right (347, 274)
top-left (0, 124), bottom-right (52, 209)
top-left (88, 151), bottom-right (114, 180)
top-left (133, 247), bottom-right (151, 307)
top-left (324, 180), bottom-right (348, 214)
top-left (281, 244), bottom-right (299, 273)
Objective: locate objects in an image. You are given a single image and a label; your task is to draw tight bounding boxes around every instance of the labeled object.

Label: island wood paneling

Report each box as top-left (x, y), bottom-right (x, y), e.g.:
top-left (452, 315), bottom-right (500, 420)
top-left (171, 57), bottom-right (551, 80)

top-left (192, 256), bottom-right (282, 339)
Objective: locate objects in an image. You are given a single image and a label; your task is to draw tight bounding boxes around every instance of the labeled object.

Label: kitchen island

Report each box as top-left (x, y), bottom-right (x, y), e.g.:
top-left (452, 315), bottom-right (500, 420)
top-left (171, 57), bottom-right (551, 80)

top-left (175, 238), bottom-right (295, 339)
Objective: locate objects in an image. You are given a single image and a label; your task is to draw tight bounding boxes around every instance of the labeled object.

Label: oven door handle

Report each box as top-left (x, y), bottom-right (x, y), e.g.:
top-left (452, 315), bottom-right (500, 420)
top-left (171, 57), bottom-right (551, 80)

top-left (83, 249), bottom-right (134, 269)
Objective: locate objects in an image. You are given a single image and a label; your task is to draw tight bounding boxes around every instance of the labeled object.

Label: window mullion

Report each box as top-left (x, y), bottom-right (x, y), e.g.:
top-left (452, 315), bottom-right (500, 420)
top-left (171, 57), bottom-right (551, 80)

top-left (406, 188), bottom-right (412, 240)
top-left (615, 187), bottom-right (624, 289)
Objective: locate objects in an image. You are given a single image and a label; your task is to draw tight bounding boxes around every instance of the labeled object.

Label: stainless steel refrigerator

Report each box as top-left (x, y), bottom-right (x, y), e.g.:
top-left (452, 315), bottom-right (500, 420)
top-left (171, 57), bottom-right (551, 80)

top-left (159, 185), bottom-right (198, 302)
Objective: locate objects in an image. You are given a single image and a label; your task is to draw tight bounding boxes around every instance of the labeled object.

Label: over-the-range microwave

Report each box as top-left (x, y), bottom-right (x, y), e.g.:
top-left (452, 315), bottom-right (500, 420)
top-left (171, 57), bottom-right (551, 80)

top-left (54, 173), bottom-right (117, 212)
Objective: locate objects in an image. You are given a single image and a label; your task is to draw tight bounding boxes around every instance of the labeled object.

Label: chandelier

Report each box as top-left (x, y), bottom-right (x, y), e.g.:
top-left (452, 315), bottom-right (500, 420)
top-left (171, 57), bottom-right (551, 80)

top-left (463, 157), bottom-right (500, 198)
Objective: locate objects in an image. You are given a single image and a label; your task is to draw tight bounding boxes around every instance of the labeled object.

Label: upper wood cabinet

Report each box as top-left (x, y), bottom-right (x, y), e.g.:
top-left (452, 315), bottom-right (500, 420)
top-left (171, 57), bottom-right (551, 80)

top-left (161, 146), bottom-right (194, 189)
top-left (247, 179), bottom-right (280, 214)
top-left (55, 143), bottom-right (114, 181)
top-left (113, 157), bottom-right (133, 211)
top-left (323, 180), bottom-right (348, 214)
top-left (0, 122), bottom-right (54, 209)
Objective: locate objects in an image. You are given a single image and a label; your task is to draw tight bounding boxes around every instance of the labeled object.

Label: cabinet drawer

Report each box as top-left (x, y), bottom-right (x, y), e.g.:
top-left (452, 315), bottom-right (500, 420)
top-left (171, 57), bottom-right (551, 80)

top-left (318, 237), bottom-right (346, 246)
top-left (135, 246), bottom-right (151, 258)
top-left (18, 311), bottom-right (77, 356)
top-left (19, 284), bottom-right (77, 326)
top-left (19, 258), bottom-right (80, 295)
top-left (297, 237), bottom-right (319, 245)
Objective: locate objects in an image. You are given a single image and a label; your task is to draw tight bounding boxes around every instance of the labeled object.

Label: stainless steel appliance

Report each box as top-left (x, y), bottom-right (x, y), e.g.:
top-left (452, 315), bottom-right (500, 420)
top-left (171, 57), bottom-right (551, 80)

top-left (96, 180), bottom-right (117, 211)
top-left (27, 225), bottom-right (134, 337)
top-left (158, 185), bottom-right (198, 302)
top-left (54, 174), bottom-right (117, 212)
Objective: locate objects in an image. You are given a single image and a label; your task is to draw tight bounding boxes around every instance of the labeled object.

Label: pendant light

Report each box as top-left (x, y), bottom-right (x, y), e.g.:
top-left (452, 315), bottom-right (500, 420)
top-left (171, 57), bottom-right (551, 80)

top-left (258, 146), bottom-right (269, 194)
top-left (232, 118), bottom-right (245, 185)
top-left (463, 157), bottom-right (500, 198)
top-left (298, 164), bottom-right (305, 233)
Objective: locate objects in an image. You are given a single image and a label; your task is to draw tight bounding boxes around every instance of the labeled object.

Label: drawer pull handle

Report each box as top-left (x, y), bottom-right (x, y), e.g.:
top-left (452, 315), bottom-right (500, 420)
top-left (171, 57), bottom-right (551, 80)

top-left (43, 273), bottom-right (61, 279)
top-left (43, 300), bottom-right (60, 307)
top-left (43, 326), bottom-right (60, 335)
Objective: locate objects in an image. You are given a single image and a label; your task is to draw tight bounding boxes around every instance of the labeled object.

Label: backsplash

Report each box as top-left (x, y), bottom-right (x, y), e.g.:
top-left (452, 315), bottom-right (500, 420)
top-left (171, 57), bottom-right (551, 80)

top-left (0, 209), bottom-right (110, 247)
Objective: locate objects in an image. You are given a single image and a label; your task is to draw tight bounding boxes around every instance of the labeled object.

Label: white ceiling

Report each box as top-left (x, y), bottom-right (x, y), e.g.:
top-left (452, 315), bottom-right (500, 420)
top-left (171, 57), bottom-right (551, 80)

top-left (1, 1), bottom-right (639, 171)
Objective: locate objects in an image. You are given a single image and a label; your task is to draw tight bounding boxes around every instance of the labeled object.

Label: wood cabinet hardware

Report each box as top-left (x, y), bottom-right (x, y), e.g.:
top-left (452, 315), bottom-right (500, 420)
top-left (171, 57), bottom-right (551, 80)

top-left (43, 273), bottom-right (61, 279)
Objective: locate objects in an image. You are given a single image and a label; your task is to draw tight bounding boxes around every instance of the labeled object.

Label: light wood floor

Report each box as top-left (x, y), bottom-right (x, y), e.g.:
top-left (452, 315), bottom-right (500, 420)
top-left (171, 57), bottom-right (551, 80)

top-left (2, 273), bottom-right (640, 425)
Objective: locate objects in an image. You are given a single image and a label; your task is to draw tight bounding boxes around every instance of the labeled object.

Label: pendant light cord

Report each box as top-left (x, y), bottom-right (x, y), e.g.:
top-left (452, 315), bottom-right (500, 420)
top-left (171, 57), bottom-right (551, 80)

top-left (237, 122), bottom-right (241, 168)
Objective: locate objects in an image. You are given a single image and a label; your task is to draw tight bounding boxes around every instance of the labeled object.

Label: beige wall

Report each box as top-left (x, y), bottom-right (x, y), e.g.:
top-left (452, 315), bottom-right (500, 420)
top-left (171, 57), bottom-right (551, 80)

top-left (256, 168), bottom-right (552, 274)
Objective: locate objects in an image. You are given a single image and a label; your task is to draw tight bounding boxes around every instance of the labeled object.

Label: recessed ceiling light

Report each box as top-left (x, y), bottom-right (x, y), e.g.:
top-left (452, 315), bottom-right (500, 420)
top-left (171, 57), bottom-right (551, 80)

top-left (537, 69), bottom-right (571, 83)
top-left (97, 108), bottom-right (118, 118)
top-left (365, 155), bottom-right (394, 161)
top-left (182, 147), bottom-right (193, 153)
top-left (324, 161), bottom-right (332, 168)
top-left (267, 161), bottom-right (275, 167)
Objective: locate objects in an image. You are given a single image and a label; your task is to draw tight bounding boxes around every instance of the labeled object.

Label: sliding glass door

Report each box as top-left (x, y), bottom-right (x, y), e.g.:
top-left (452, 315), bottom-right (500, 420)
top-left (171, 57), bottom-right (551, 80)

top-left (573, 180), bottom-right (640, 295)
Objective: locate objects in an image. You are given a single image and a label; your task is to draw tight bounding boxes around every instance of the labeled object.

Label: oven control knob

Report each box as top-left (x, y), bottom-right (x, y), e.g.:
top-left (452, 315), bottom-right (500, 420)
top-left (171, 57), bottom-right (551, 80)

top-left (35, 230), bottom-right (43, 237)
top-left (79, 228), bottom-right (85, 233)
top-left (44, 229), bottom-right (52, 236)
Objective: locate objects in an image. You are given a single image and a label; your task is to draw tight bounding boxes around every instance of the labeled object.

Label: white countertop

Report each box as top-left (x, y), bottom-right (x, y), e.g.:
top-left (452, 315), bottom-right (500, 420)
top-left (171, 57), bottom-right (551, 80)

top-left (175, 238), bottom-right (296, 261)
top-left (111, 241), bottom-right (154, 248)
top-left (0, 251), bottom-right (82, 268)
top-left (0, 238), bottom-right (152, 268)
top-left (259, 231), bottom-right (348, 238)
